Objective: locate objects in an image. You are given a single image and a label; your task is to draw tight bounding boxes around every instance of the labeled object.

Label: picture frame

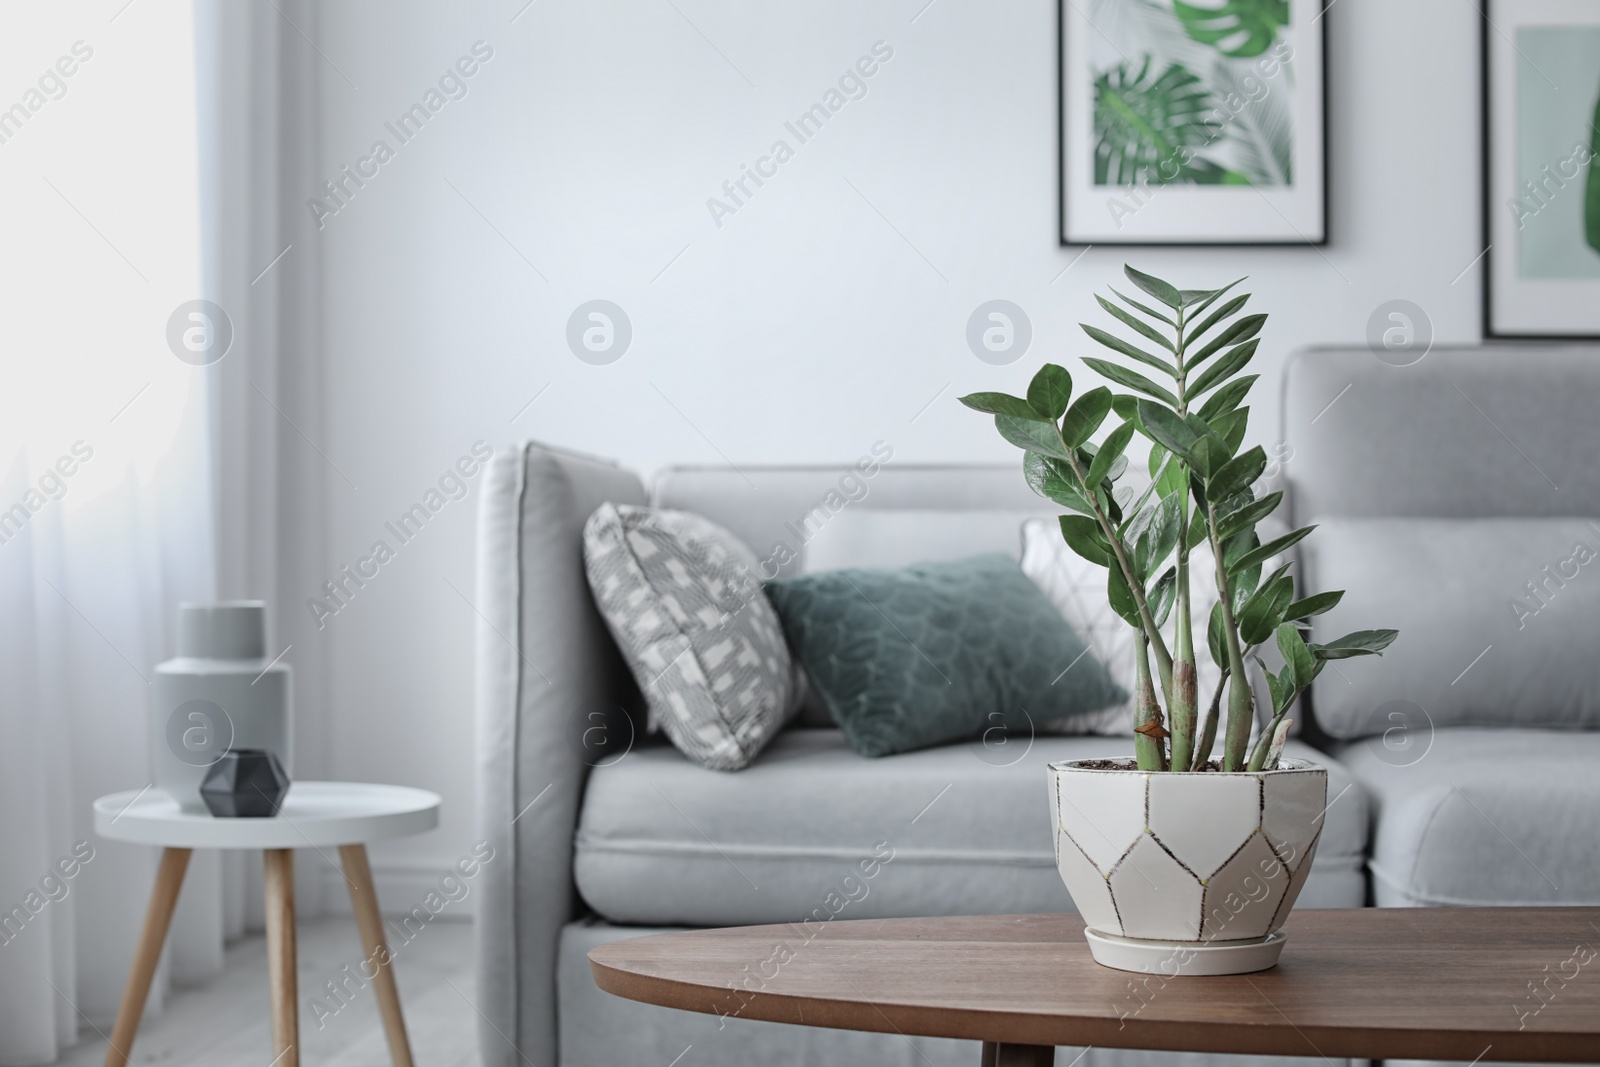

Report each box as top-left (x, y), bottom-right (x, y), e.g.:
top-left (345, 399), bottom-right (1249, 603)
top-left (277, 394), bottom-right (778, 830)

top-left (1058, 0), bottom-right (1328, 246)
top-left (1482, 0), bottom-right (1600, 339)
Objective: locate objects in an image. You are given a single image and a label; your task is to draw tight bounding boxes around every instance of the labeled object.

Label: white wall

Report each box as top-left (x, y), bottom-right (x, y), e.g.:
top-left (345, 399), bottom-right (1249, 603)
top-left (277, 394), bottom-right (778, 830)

top-left (302, 0), bottom-right (1482, 887)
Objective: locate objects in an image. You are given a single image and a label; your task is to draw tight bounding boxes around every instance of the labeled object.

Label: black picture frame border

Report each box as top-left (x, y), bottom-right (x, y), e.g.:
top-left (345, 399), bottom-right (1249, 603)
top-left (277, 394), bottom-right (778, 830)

top-left (1057, 0), bottom-right (1331, 248)
top-left (1480, 0), bottom-right (1600, 340)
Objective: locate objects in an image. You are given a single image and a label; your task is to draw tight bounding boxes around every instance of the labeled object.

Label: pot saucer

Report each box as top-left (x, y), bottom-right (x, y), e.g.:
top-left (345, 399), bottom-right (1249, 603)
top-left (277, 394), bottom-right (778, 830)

top-left (1084, 929), bottom-right (1286, 975)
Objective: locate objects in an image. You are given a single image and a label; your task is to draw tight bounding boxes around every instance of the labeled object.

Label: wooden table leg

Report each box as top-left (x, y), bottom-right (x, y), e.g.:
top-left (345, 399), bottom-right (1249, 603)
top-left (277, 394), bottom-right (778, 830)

top-left (339, 843), bottom-right (415, 1067)
top-left (102, 847), bottom-right (191, 1067)
top-left (263, 848), bottom-right (299, 1067)
top-left (980, 1042), bottom-right (1056, 1067)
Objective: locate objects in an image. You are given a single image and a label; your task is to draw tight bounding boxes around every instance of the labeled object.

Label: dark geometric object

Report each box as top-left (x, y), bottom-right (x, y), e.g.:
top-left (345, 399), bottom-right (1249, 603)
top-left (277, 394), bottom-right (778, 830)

top-left (199, 748), bottom-right (290, 817)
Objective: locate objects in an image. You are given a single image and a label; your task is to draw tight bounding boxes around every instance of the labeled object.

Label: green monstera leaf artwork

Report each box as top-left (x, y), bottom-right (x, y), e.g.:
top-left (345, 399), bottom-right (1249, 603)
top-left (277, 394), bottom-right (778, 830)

top-left (1586, 88), bottom-right (1600, 256)
top-left (1094, 58), bottom-right (1248, 186)
top-left (1174, 0), bottom-right (1289, 59)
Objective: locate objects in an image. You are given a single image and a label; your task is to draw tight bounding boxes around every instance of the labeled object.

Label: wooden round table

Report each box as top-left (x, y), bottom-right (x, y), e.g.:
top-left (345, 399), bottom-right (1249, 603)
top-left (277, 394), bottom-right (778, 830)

top-left (94, 782), bottom-right (440, 1067)
top-left (591, 908), bottom-right (1600, 1065)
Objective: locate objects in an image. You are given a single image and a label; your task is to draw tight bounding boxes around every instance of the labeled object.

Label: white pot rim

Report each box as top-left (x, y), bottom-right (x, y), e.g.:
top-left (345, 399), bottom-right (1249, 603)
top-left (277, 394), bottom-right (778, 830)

top-left (1047, 757), bottom-right (1323, 776)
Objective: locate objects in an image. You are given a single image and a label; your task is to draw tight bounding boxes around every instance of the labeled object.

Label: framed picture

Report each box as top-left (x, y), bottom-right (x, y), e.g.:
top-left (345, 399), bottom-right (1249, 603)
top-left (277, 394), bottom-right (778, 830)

top-left (1483, 0), bottom-right (1600, 339)
top-left (1058, 0), bottom-right (1327, 246)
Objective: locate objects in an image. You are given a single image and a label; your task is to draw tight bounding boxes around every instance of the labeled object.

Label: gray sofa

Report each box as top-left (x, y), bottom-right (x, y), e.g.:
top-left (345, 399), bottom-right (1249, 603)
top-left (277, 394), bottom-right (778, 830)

top-left (473, 346), bottom-right (1599, 1067)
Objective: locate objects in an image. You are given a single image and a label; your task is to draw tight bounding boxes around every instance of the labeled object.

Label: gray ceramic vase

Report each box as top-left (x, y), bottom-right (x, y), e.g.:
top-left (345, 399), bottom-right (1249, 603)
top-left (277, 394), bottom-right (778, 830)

top-left (151, 602), bottom-right (292, 814)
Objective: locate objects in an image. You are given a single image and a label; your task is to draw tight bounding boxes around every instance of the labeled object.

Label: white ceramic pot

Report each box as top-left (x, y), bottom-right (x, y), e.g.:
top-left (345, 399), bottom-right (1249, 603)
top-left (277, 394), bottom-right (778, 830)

top-left (1049, 758), bottom-right (1327, 975)
top-left (152, 602), bottom-right (292, 813)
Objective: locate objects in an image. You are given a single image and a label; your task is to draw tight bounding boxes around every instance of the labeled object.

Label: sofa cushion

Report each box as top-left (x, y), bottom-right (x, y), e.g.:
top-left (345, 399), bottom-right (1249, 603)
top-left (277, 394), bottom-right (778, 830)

top-left (766, 555), bottom-right (1126, 757)
top-left (1334, 727), bottom-right (1600, 906)
top-left (573, 730), bottom-right (1367, 926)
top-left (583, 503), bottom-right (797, 770)
top-left (1302, 518), bottom-right (1600, 738)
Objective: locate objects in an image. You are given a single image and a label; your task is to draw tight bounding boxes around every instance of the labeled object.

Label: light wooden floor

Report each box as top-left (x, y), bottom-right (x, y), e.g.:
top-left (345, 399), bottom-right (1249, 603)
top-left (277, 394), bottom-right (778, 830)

top-left (60, 917), bottom-right (477, 1067)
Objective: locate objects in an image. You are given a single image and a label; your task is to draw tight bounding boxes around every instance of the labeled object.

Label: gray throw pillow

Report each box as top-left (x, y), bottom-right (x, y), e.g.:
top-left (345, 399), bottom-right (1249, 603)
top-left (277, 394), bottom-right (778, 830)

top-left (583, 503), bottom-right (795, 770)
top-left (765, 554), bottom-right (1126, 758)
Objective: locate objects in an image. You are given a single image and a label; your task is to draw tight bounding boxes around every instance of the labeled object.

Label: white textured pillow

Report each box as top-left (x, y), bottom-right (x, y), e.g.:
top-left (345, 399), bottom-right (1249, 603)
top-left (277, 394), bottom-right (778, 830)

top-left (583, 503), bottom-right (796, 770)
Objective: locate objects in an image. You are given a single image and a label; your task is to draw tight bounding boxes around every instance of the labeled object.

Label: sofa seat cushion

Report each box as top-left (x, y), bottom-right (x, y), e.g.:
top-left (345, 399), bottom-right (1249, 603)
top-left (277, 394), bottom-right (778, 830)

top-left (1333, 727), bottom-right (1600, 906)
top-left (574, 730), bottom-right (1367, 926)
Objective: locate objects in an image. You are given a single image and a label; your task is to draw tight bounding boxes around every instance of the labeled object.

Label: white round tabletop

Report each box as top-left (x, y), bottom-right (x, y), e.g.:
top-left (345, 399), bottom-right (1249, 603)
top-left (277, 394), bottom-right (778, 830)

top-left (93, 782), bottom-right (440, 849)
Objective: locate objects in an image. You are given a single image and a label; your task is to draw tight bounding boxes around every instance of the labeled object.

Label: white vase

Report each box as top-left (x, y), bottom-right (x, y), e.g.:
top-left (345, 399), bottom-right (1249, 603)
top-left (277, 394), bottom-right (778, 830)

top-left (1049, 757), bottom-right (1326, 975)
top-left (152, 602), bottom-right (292, 814)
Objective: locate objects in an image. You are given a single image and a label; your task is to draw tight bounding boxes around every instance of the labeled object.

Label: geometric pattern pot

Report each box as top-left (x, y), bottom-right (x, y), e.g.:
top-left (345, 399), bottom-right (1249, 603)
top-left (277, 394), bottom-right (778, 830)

top-left (1050, 758), bottom-right (1326, 968)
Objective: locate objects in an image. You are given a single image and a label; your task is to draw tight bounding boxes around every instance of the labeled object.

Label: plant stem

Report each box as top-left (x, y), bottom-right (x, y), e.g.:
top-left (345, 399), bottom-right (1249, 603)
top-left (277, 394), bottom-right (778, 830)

top-left (1206, 501), bottom-right (1255, 771)
top-left (1168, 303), bottom-right (1198, 771)
top-left (1133, 631), bottom-right (1168, 771)
top-left (1193, 666), bottom-right (1227, 769)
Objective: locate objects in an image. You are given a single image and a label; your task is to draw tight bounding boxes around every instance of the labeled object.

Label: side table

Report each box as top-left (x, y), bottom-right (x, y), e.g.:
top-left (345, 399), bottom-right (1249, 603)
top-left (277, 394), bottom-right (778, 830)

top-left (93, 781), bottom-right (441, 1067)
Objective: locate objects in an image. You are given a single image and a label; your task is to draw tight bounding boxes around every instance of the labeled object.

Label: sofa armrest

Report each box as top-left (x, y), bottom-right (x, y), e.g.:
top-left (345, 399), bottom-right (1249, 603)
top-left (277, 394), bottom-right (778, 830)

top-left (474, 441), bottom-right (646, 1067)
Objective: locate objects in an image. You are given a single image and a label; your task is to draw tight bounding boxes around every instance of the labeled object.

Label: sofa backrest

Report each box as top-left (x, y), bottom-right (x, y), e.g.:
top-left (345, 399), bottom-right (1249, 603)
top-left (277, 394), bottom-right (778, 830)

top-left (1282, 346), bottom-right (1600, 523)
top-left (653, 458), bottom-right (1051, 578)
top-left (1283, 346), bottom-right (1600, 740)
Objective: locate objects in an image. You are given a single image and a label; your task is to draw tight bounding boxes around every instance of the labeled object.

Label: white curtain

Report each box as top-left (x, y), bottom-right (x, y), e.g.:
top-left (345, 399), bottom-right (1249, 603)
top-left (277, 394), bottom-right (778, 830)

top-left (0, 3), bottom-right (324, 1062)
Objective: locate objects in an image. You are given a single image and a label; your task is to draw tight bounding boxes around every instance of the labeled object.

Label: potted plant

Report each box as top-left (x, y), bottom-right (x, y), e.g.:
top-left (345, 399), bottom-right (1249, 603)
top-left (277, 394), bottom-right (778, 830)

top-left (961, 266), bottom-right (1396, 975)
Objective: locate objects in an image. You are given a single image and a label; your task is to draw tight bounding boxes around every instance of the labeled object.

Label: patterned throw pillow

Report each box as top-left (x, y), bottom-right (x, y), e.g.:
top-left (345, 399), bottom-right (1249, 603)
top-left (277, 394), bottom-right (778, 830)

top-left (764, 554), bottom-right (1127, 758)
top-left (583, 503), bottom-right (795, 771)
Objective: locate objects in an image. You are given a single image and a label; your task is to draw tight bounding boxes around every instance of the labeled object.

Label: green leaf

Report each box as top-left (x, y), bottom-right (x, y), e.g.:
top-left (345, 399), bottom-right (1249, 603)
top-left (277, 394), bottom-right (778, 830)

top-left (1149, 566), bottom-right (1177, 626)
top-left (1023, 451), bottom-right (1094, 514)
top-left (1110, 286), bottom-right (1176, 327)
top-left (1135, 399), bottom-right (1199, 457)
top-left (1156, 450), bottom-right (1189, 498)
top-left (1187, 431), bottom-right (1232, 479)
top-left (1110, 394), bottom-right (1140, 422)
top-left (996, 415), bottom-right (1070, 459)
top-left (1216, 490), bottom-right (1283, 541)
top-left (1208, 600), bottom-right (1228, 667)
top-left (1276, 622), bottom-right (1316, 691)
top-left (1124, 264), bottom-right (1183, 309)
top-left (959, 391), bottom-right (1042, 419)
top-left (1081, 324), bottom-right (1176, 377)
top-left (1188, 338), bottom-right (1262, 398)
top-left (1228, 525), bottom-right (1316, 575)
top-left (1174, 0), bottom-right (1288, 58)
top-left (1081, 358), bottom-right (1180, 407)
top-left (1059, 515), bottom-right (1113, 567)
top-left (1185, 293), bottom-right (1250, 348)
top-left (1210, 405), bottom-right (1250, 456)
top-left (1107, 561), bottom-right (1142, 626)
top-left (1182, 277), bottom-right (1245, 317)
top-left (1196, 375), bottom-right (1258, 421)
top-left (1284, 590), bottom-right (1343, 620)
top-left (1095, 296), bottom-right (1176, 354)
top-left (1238, 573), bottom-right (1294, 646)
top-left (1255, 655), bottom-right (1284, 716)
top-left (1208, 445), bottom-right (1265, 500)
top-left (1189, 313), bottom-right (1267, 368)
top-left (1134, 492), bottom-right (1182, 581)
top-left (1087, 419), bottom-right (1137, 488)
top-left (1027, 364), bottom-right (1074, 420)
top-left (1061, 387), bottom-right (1114, 448)
top-left (1311, 629), bottom-right (1400, 660)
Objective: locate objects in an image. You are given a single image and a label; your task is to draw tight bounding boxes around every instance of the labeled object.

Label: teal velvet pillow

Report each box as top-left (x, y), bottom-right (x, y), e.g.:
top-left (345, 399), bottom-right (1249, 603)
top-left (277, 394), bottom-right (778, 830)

top-left (764, 554), bottom-right (1126, 758)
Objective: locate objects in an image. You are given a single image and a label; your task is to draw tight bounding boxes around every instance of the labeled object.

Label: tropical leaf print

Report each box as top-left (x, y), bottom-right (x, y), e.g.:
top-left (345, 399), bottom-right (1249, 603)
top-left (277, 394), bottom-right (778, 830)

top-left (1174, 0), bottom-right (1289, 59)
top-left (1095, 58), bottom-right (1243, 185)
top-left (1586, 87), bottom-right (1600, 256)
